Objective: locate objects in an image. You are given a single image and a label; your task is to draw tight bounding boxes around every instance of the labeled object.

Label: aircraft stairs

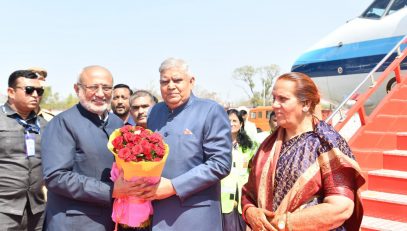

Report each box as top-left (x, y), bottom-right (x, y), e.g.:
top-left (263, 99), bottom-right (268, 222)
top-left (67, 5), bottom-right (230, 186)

top-left (326, 35), bottom-right (407, 230)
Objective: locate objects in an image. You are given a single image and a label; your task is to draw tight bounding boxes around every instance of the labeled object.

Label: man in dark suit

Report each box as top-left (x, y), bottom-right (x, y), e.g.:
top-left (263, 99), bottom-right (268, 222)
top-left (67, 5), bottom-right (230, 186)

top-left (0, 70), bottom-right (47, 230)
top-left (41, 66), bottom-right (126, 230)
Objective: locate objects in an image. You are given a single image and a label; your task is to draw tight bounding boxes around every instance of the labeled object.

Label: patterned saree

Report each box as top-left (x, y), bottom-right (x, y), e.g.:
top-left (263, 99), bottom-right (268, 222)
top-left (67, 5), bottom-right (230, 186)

top-left (241, 120), bottom-right (365, 231)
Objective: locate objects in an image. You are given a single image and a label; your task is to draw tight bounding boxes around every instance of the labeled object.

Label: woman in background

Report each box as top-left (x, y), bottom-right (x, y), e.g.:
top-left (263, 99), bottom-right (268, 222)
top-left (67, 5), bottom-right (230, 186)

top-left (221, 109), bottom-right (258, 231)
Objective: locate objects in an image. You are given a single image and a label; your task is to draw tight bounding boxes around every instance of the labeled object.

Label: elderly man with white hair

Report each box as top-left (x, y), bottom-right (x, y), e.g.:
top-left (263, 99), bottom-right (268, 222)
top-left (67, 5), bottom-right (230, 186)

top-left (41, 66), bottom-right (126, 231)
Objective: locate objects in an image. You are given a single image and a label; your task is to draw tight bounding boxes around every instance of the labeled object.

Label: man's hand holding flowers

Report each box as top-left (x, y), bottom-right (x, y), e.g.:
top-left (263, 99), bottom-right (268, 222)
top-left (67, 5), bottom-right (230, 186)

top-left (108, 125), bottom-right (169, 230)
top-left (112, 171), bottom-right (154, 198)
top-left (140, 177), bottom-right (176, 201)
top-left (113, 175), bottom-right (175, 201)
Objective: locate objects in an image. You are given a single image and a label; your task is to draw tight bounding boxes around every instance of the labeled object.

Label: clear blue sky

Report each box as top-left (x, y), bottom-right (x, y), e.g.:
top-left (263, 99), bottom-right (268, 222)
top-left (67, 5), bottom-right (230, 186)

top-left (0, 0), bottom-right (371, 104)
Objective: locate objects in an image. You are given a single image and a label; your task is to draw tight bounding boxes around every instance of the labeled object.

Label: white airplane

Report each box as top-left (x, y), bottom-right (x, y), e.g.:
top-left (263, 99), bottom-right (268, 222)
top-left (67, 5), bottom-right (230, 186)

top-left (291, 0), bottom-right (407, 110)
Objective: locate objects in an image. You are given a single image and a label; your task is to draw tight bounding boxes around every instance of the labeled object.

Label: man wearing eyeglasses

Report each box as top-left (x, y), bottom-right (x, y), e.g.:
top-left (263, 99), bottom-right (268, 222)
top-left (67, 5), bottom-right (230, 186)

top-left (41, 65), bottom-right (127, 231)
top-left (0, 70), bottom-right (47, 230)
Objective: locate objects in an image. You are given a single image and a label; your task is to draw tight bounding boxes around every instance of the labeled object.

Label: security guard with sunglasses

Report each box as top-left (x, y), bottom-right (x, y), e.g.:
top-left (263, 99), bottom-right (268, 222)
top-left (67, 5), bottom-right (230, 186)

top-left (0, 70), bottom-right (47, 230)
top-left (27, 67), bottom-right (55, 121)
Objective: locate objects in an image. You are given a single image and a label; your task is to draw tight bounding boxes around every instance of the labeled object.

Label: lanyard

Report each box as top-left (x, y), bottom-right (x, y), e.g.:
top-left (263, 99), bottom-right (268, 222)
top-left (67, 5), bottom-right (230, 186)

top-left (1, 105), bottom-right (41, 134)
top-left (15, 117), bottom-right (41, 134)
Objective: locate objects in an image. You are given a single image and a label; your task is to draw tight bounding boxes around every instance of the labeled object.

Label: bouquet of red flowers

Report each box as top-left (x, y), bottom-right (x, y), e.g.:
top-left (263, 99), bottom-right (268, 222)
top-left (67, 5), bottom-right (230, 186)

top-left (108, 125), bottom-right (169, 230)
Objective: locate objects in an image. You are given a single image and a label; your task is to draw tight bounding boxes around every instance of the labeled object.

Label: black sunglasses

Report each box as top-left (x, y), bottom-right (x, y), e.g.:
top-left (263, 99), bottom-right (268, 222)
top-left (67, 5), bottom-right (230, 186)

top-left (16, 86), bottom-right (45, 96)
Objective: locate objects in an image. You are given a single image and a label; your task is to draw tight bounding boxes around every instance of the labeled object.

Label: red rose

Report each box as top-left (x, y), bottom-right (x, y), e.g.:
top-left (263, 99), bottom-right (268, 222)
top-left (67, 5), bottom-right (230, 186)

top-left (112, 136), bottom-right (124, 150)
top-left (139, 139), bottom-right (149, 147)
top-left (144, 151), bottom-right (153, 161)
top-left (154, 145), bottom-right (164, 157)
top-left (140, 129), bottom-right (152, 137)
top-left (118, 147), bottom-right (132, 161)
top-left (142, 143), bottom-right (153, 159)
top-left (126, 143), bottom-right (134, 149)
top-left (111, 125), bottom-right (167, 162)
top-left (123, 132), bottom-right (135, 143)
top-left (133, 135), bottom-right (141, 143)
top-left (120, 125), bottom-right (134, 133)
top-left (148, 133), bottom-right (162, 144)
top-left (131, 145), bottom-right (143, 155)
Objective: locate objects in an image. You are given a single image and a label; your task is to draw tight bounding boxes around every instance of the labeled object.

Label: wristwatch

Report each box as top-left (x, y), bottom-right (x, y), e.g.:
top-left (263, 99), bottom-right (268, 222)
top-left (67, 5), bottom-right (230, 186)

top-left (278, 220), bottom-right (285, 230)
top-left (277, 215), bottom-right (286, 230)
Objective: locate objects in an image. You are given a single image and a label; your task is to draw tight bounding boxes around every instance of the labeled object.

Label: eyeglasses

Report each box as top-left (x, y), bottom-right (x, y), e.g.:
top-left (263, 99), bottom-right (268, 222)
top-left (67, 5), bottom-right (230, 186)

top-left (16, 86), bottom-right (45, 96)
top-left (77, 83), bottom-right (113, 93)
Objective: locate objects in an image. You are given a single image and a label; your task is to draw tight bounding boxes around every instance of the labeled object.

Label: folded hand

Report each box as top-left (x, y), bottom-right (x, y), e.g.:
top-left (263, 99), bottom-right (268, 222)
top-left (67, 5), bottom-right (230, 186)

top-left (137, 177), bottom-right (176, 201)
top-left (113, 173), bottom-right (175, 201)
top-left (246, 207), bottom-right (276, 231)
top-left (112, 171), bottom-right (157, 198)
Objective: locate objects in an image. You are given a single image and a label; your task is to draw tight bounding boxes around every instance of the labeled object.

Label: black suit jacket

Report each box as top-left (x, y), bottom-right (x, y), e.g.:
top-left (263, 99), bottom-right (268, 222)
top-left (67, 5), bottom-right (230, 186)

top-left (41, 104), bottom-right (123, 231)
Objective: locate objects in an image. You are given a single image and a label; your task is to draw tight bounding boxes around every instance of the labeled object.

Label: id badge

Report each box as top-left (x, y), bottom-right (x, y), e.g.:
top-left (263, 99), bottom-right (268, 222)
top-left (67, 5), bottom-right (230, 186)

top-left (25, 133), bottom-right (36, 157)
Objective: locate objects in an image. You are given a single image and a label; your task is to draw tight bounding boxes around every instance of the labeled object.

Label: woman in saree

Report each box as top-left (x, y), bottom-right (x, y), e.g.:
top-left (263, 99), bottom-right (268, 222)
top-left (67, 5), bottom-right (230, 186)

top-left (241, 72), bottom-right (365, 231)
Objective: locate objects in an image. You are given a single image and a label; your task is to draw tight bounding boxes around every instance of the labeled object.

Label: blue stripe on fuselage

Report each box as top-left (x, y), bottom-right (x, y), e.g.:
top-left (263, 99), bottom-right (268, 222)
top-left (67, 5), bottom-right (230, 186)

top-left (292, 54), bottom-right (407, 77)
top-left (292, 36), bottom-right (407, 77)
top-left (294, 36), bottom-right (405, 65)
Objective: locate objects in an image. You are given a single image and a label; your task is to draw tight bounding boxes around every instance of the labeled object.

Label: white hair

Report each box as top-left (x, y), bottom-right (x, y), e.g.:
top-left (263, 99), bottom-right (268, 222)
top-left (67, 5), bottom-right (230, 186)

top-left (76, 65), bottom-right (113, 84)
top-left (159, 57), bottom-right (192, 78)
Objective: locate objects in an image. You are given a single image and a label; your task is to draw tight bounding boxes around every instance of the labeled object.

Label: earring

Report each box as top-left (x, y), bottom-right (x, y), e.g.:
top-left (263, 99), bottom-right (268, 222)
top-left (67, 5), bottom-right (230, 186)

top-left (302, 107), bottom-right (309, 112)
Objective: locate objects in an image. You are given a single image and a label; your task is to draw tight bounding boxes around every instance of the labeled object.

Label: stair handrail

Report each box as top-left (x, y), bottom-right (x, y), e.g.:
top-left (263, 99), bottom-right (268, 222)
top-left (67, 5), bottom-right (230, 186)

top-left (326, 35), bottom-right (407, 131)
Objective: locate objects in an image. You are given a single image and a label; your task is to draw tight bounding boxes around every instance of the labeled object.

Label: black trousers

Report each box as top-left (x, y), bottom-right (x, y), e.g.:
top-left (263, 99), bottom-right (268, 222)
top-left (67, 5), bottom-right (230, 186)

top-left (222, 208), bottom-right (246, 231)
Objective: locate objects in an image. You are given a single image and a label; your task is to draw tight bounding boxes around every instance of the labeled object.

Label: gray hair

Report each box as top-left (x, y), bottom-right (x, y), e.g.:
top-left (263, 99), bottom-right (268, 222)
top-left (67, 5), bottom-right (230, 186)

top-left (159, 57), bottom-right (192, 77)
top-left (130, 90), bottom-right (157, 105)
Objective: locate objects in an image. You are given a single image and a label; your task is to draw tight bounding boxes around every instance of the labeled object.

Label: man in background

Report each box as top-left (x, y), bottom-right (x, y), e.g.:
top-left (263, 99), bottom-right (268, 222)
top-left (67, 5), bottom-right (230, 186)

top-left (111, 83), bottom-right (134, 125)
top-left (129, 90), bottom-right (157, 128)
top-left (255, 111), bottom-right (277, 143)
top-left (239, 108), bottom-right (258, 140)
top-left (0, 70), bottom-right (47, 230)
top-left (27, 67), bottom-right (55, 121)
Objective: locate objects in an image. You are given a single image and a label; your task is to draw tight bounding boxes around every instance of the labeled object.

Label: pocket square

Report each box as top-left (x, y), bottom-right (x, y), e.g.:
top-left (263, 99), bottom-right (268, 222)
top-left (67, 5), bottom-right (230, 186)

top-left (183, 129), bottom-right (193, 135)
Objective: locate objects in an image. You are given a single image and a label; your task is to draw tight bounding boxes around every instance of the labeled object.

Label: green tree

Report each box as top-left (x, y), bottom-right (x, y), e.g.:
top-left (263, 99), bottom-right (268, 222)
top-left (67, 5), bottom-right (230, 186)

top-left (40, 86), bottom-right (59, 109)
top-left (251, 91), bottom-right (263, 106)
top-left (257, 65), bottom-right (280, 106)
top-left (61, 94), bottom-right (79, 109)
top-left (40, 86), bottom-right (78, 111)
top-left (232, 64), bottom-right (280, 107)
top-left (232, 65), bottom-right (256, 99)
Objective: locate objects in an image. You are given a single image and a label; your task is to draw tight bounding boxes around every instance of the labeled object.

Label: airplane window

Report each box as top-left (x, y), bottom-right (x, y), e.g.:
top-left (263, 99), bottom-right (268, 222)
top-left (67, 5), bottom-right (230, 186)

top-left (387, 0), bottom-right (407, 15)
top-left (361, 0), bottom-right (391, 18)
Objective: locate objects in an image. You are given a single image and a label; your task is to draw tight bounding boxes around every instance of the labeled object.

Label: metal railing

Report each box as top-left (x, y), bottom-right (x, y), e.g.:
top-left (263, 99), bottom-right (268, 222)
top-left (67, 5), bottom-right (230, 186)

top-left (325, 35), bottom-right (407, 131)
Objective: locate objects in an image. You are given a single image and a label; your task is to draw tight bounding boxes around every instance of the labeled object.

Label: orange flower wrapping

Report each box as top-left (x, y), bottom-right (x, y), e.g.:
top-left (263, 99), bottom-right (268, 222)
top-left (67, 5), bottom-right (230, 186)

top-left (107, 125), bottom-right (169, 230)
top-left (113, 151), bottom-right (168, 180)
